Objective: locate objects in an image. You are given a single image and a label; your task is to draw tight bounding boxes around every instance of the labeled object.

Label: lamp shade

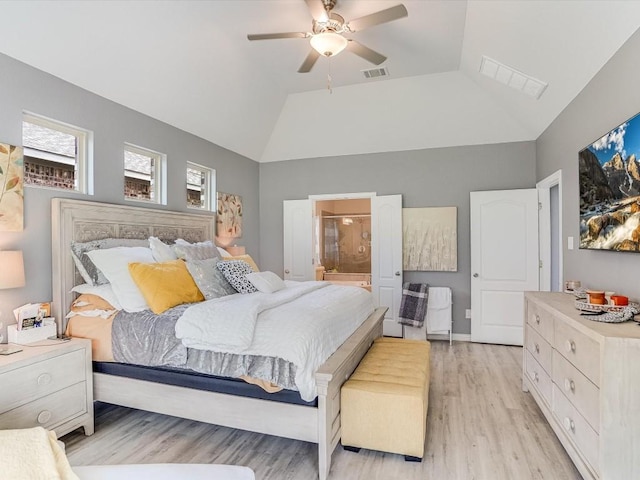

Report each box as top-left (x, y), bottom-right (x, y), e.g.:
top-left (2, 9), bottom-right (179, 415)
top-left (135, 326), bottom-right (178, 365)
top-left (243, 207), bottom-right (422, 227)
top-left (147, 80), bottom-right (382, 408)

top-left (0, 250), bottom-right (25, 289)
top-left (310, 32), bottom-right (348, 57)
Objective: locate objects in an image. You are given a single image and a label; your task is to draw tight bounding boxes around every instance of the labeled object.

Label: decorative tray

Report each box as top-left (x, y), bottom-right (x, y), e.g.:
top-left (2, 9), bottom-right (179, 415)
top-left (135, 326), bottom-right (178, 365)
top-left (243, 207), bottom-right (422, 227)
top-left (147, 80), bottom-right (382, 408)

top-left (574, 300), bottom-right (639, 314)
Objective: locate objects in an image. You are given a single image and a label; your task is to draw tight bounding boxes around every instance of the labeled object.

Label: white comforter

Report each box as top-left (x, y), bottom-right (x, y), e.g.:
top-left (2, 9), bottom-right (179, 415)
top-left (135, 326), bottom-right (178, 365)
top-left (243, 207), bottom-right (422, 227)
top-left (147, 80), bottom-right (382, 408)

top-left (175, 281), bottom-right (374, 401)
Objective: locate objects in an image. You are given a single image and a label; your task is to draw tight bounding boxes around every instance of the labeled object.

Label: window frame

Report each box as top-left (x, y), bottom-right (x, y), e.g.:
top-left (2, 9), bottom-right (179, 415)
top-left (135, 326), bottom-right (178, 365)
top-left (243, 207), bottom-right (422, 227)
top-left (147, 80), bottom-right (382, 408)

top-left (22, 112), bottom-right (93, 194)
top-left (123, 143), bottom-right (166, 205)
top-left (186, 161), bottom-right (215, 211)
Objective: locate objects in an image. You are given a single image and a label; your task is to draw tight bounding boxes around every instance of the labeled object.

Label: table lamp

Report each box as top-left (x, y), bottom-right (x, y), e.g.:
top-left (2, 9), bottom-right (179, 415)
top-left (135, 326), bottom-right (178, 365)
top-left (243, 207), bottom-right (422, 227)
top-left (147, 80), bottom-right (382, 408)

top-left (0, 250), bottom-right (25, 346)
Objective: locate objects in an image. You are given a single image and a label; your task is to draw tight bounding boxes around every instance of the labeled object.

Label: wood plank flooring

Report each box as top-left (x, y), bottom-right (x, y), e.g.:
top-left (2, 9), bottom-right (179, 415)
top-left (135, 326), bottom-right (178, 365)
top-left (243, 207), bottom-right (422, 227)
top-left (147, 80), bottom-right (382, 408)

top-left (63, 341), bottom-right (581, 479)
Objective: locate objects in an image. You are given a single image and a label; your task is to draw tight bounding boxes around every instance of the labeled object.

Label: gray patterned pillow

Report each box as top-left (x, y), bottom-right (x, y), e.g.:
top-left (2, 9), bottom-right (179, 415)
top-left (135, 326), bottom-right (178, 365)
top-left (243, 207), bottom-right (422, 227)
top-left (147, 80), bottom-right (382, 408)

top-left (186, 258), bottom-right (237, 300)
top-left (216, 260), bottom-right (258, 294)
top-left (173, 239), bottom-right (222, 262)
top-left (71, 238), bottom-right (149, 285)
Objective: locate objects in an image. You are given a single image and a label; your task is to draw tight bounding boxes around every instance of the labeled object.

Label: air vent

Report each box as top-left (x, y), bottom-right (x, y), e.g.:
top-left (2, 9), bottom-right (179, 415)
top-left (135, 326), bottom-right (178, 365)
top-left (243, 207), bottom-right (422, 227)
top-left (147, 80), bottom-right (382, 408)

top-left (362, 67), bottom-right (389, 79)
top-left (480, 56), bottom-right (548, 99)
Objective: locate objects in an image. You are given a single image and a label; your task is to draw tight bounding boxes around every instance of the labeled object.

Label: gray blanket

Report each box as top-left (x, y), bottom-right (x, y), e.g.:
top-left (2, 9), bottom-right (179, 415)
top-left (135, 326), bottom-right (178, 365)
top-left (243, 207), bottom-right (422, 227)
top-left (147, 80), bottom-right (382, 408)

top-left (112, 305), bottom-right (298, 391)
top-left (398, 283), bottom-right (429, 327)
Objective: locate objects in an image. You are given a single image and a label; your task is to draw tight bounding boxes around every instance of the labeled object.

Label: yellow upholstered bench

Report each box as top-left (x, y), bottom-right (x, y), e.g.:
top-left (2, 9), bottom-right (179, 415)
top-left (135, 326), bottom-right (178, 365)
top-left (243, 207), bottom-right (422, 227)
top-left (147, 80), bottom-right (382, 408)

top-left (340, 337), bottom-right (431, 461)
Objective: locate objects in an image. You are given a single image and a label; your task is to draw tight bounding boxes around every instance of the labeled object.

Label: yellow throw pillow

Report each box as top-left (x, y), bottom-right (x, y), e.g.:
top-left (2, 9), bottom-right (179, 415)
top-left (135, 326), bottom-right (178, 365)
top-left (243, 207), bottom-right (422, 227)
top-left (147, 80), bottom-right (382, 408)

top-left (222, 254), bottom-right (259, 272)
top-left (128, 260), bottom-right (204, 314)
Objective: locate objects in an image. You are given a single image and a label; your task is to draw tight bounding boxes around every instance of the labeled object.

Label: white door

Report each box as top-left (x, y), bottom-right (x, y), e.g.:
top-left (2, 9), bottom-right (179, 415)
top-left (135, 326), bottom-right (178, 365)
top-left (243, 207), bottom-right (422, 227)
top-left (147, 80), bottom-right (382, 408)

top-left (470, 189), bottom-right (539, 345)
top-left (283, 199), bottom-right (314, 281)
top-left (371, 195), bottom-right (403, 337)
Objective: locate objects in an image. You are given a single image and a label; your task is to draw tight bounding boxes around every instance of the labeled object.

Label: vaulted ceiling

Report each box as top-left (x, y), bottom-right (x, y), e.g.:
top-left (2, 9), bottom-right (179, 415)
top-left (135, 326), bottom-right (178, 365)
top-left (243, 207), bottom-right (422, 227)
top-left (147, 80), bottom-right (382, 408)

top-left (1, 1), bottom-right (639, 162)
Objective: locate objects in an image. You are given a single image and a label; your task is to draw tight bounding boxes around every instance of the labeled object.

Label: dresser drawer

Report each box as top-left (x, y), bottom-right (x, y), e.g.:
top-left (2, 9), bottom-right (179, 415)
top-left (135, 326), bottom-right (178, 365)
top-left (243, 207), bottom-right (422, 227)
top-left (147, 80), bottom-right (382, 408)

top-left (526, 325), bottom-right (552, 374)
top-left (0, 349), bottom-right (86, 414)
top-left (525, 350), bottom-right (552, 406)
top-left (0, 382), bottom-right (87, 431)
top-left (526, 302), bottom-right (554, 343)
top-left (552, 351), bottom-right (600, 433)
top-left (553, 385), bottom-right (599, 474)
top-left (554, 320), bottom-right (600, 386)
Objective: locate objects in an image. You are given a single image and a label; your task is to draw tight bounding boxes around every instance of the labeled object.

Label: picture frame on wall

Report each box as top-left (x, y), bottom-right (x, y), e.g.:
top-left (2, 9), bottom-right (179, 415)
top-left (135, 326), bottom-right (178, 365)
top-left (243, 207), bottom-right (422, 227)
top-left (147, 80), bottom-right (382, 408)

top-left (0, 142), bottom-right (24, 232)
top-left (402, 206), bottom-right (457, 271)
top-left (217, 192), bottom-right (242, 238)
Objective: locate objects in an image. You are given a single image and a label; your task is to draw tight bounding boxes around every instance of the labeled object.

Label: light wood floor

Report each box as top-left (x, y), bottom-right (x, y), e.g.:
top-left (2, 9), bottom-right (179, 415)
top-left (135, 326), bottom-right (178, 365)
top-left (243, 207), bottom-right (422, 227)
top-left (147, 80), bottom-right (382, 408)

top-left (63, 341), bottom-right (581, 479)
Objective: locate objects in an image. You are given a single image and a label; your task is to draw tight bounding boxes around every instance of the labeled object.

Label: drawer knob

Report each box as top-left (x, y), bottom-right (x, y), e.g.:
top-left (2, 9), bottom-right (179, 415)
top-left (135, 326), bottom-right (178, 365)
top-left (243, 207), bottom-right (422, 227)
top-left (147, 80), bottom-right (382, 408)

top-left (563, 417), bottom-right (575, 432)
top-left (564, 378), bottom-right (575, 393)
top-left (37, 373), bottom-right (52, 386)
top-left (535, 315), bottom-right (540, 325)
top-left (565, 340), bottom-right (576, 354)
top-left (37, 410), bottom-right (52, 425)
top-left (534, 343), bottom-right (540, 354)
top-left (531, 371), bottom-right (539, 382)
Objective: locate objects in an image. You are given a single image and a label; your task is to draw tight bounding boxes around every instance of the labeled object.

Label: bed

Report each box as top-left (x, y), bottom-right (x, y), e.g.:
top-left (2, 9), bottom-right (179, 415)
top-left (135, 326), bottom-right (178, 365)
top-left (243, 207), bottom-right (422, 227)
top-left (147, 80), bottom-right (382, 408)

top-left (51, 198), bottom-right (385, 480)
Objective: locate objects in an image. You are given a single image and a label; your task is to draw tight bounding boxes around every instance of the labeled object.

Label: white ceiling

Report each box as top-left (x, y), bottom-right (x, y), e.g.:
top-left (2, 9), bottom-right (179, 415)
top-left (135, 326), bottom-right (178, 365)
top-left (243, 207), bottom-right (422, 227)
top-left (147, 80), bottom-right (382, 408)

top-left (0, 1), bottom-right (639, 163)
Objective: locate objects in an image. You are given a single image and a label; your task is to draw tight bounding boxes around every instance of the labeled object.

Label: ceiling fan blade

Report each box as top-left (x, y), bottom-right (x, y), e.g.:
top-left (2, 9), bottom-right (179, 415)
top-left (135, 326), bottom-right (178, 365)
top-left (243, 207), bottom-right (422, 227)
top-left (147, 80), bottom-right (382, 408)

top-left (247, 32), bottom-right (308, 41)
top-left (347, 4), bottom-right (408, 32)
top-left (346, 40), bottom-right (387, 65)
top-left (298, 49), bottom-right (321, 73)
top-left (305, 0), bottom-right (329, 22)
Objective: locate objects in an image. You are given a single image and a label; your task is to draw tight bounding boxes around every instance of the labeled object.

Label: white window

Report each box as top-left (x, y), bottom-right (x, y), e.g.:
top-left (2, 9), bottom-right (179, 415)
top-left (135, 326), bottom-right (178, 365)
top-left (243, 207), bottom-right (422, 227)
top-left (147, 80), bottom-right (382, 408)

top-left (124, 144), bottom-right (166, 204)
top-left (186, 162), bottom-right (215, 211)
top-left (22, 113), bottom-right (92, 194)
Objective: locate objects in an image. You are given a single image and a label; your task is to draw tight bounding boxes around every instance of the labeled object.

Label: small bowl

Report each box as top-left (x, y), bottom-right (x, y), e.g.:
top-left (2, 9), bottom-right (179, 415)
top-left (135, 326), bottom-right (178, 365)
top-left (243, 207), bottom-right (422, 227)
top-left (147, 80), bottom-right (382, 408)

top-left (611, 295), bottom-right (629, 306)
top-left (587, 290), bottom-right (605, 304)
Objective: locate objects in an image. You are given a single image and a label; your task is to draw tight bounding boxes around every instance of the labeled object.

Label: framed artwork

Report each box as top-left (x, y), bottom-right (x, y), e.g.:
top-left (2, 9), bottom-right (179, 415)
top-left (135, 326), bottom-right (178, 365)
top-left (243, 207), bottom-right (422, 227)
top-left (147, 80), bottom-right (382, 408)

top-left (217, 192), bottom-right (242, 238)
top-left (0, 142), bottom-right (24, 231)
top-left (403, 207), bottom-right (457, 271)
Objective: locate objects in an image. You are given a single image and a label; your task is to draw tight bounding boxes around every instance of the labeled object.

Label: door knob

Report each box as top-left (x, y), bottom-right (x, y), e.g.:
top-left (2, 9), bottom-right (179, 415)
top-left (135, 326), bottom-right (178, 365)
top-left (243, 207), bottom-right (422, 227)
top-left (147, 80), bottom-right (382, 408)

top-left (284, 269), bottom-right (290, 274)
top-left (473, 273), bottom-right (479, 278)
top-left (395, 271), bottom-right (400, 276)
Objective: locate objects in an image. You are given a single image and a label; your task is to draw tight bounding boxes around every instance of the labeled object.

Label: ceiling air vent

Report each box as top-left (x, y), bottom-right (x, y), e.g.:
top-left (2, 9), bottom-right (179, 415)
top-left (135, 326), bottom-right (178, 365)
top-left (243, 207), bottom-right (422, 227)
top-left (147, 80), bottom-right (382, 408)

top-left (362, 67), bottom-right (389, 79)
top-left (480, 56), bottom-right (548, 99)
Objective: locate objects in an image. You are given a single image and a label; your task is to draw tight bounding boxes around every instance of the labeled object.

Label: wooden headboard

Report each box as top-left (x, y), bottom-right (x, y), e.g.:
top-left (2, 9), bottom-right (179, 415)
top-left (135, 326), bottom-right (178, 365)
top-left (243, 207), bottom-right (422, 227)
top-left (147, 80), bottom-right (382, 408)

top-left (51, 198), bottom-right (215, 334)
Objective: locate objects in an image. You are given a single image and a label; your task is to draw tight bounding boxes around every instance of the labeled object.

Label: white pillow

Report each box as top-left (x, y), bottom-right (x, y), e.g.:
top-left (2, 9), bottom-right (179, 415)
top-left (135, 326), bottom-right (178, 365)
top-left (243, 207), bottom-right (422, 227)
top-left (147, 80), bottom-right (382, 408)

top-left (149, 236), bottom-right (177, 262)
top-left (246, 271), bottom-right (286, 294)
top-left (71, 283), bottom-right (123, 310)
top-left (217, 246), bottom-right (231, 257)
top-left (86, 247), bottom-right (155, 312)
top-left (173, 239), bottom-right (221, 261)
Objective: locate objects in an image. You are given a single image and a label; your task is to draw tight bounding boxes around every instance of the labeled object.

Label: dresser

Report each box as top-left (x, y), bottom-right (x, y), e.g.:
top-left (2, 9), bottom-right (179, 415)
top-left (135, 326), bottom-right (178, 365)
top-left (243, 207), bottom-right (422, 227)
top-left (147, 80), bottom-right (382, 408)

top-left (0, 338), bottom-right (94, 437)
top-left (523, 292), bottom-right (640, 480)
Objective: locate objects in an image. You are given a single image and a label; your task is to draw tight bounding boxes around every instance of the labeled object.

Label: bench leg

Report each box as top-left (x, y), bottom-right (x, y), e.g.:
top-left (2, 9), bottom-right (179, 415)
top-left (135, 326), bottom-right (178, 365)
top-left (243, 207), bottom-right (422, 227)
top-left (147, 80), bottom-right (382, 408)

top-left (404, 455), bottom-right (422, 462)
top-left (342, 445), bottom-right (361, 453)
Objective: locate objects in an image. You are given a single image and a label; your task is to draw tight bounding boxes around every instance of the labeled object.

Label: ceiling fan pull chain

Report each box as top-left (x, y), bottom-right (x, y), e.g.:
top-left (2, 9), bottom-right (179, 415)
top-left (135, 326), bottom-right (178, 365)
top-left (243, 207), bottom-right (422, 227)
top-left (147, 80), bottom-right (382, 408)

top-left (327, 57), bottom-right (333, 94)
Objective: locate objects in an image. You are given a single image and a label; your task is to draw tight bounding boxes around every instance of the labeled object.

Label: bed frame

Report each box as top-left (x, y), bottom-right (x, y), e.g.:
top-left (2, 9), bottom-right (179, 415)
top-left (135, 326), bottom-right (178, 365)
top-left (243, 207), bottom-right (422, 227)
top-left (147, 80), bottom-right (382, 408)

top-left (51, 198), bottom-right (385, 480)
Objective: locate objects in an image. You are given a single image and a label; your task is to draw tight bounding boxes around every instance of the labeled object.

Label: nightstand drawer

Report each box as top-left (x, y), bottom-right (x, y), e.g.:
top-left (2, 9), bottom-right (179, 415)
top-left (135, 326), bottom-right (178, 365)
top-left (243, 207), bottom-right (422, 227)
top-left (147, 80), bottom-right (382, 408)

top-left (0, 349), bottom-right (85, 413)
top-left (0, 382), bottom-right (87, 431)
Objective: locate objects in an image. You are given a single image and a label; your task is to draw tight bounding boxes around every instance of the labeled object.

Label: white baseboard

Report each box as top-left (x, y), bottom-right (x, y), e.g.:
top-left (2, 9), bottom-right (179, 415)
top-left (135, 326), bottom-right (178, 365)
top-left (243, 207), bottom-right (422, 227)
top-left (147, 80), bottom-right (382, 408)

top-left (427, 333), bottom-right (471, 342)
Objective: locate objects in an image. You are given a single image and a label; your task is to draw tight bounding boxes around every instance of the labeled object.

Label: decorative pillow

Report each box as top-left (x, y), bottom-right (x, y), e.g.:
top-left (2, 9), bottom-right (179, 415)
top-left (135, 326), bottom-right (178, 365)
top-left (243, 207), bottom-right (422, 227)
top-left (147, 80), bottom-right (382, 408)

top-left (246, 271), bottom-right (286, 294)
top-left (71, 283), bottom-right (122, 310)
top-left (173, 239), bottom-right (221, 261)
top-left (222, 254), bottom-right (259, 272)
top-left (185, 258), bottom-right (237, 300)
top-left (129, 260), bottom-right (204, 314)
top-left (217, 246), bottom-right (231, 257)
top-left (216, 260), bottom-right (258, 294)
top-left (86, 246), bottom-right (155, 312)
top-left (149, 236), bottom-right (177, 262)
top-left (71, 238), bottom-right (149, 286)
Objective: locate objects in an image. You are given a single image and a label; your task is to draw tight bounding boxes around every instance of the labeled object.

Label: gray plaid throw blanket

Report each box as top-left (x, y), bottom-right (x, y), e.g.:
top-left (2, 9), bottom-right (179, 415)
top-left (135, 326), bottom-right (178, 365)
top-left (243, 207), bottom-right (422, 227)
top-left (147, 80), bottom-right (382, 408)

top-left (398, 283), bottom-right (430, 327)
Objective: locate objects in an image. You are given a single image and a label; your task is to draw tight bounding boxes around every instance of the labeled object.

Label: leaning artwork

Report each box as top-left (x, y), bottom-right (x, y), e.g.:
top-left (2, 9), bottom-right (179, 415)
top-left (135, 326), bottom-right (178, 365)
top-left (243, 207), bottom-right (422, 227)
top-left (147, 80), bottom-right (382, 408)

top-left (403, 207), bottom-right (457, 271)
top-left (0, 142), bottom-right (24, 232)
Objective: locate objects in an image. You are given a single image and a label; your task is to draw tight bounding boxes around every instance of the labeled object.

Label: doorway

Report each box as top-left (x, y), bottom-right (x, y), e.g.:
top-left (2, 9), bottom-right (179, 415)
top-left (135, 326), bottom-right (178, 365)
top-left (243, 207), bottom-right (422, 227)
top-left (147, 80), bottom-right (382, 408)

top-left (537, 170), bottom-right (563, 292)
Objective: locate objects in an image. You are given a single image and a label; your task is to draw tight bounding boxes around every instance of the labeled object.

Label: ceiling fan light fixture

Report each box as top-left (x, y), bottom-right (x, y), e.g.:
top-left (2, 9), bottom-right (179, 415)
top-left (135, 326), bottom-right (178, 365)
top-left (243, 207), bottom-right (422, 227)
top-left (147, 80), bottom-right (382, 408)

top-left (310, 32), bottom-right (348, 57)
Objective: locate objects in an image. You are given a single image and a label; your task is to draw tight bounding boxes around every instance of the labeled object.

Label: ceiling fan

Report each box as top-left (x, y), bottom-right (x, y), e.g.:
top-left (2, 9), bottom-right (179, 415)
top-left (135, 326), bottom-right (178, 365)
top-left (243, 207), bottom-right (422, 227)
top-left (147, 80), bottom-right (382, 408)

top-left (247, 0), bottom-right (408, 73)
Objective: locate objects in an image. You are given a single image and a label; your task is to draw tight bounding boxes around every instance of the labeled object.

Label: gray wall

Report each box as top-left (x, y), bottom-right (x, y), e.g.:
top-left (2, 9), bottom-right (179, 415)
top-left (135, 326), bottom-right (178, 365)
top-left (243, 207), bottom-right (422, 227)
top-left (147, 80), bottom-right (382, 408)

top-left (537, 28), bottom-right (640, 299)
top-left (0, 53), bottom-right (259, 338)
top-left (259, 142), bottom-right (537, 334)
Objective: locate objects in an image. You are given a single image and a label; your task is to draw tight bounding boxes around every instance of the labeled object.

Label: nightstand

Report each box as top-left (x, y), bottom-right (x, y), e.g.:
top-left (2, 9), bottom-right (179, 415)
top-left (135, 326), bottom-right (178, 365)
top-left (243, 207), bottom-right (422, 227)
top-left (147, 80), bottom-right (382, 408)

top-left (0, 337), bottom-right (94, 437)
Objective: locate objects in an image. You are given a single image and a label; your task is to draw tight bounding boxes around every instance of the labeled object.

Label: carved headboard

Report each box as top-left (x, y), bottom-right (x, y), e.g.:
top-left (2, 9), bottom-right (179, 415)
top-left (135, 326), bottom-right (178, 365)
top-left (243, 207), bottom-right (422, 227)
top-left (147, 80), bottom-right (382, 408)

top-left (51, 198), bottom-right (215, 334)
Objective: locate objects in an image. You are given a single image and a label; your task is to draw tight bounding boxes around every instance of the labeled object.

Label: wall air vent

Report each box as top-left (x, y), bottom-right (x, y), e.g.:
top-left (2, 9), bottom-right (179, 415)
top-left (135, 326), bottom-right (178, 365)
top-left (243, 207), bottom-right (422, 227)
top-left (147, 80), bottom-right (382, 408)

top-left (362, 67), bottom-right (389, 79)
top-left (480, 56), bottom-right (548, 99)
